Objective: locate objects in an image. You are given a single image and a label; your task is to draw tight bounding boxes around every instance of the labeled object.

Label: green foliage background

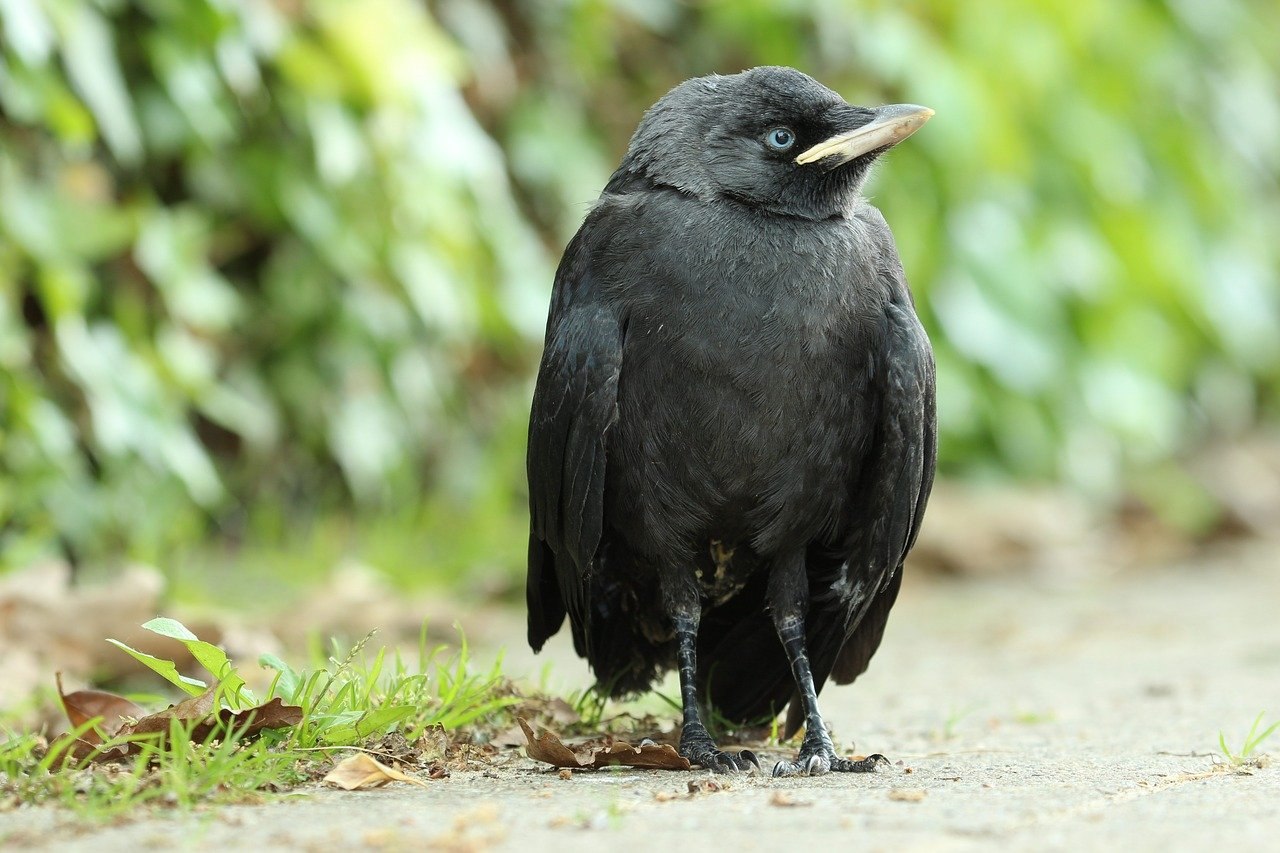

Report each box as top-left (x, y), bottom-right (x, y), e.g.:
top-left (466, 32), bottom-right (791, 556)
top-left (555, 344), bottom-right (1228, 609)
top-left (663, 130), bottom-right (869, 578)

top-left (2, 0), bottom-right (1277, 572)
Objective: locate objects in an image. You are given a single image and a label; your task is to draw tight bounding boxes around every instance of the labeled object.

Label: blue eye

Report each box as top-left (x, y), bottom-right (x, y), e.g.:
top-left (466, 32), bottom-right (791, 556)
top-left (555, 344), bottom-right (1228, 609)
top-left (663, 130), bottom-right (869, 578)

top-left (765, 127), bottom-right (796, 151)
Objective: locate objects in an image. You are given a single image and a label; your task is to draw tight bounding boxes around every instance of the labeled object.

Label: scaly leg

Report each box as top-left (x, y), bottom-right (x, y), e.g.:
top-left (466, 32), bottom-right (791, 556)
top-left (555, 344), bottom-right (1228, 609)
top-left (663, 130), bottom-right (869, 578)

top-left (769, 615), bottom-right (887, 776)
top-left (672, 613), bottom-right (761, 773)
top-left (767, 554), bottom-right (887, 777)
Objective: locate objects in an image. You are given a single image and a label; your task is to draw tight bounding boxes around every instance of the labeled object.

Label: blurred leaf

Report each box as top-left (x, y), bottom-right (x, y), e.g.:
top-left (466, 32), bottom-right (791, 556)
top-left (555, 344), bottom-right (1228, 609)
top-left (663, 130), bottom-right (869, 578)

top-left (1, 0), bottom-right (1278, 570)
top-left (56, 2), bottom-right (142, 162)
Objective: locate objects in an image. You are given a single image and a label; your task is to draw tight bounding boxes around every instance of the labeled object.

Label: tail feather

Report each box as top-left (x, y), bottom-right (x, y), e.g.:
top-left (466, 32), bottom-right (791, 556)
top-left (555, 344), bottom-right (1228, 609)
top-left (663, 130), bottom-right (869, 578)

top-left (585, 557), bottom-right (671, 698)
top-left (701, 614), bottom-right (794, 725)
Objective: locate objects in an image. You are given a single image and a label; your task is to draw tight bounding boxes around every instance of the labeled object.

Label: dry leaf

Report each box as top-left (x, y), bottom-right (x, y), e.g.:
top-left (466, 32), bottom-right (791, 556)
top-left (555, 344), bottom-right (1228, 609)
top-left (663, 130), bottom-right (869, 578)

top-left (189, 697), bottom-right (304, 743)
top-left (56, 675), bottom-right (302, 764)
top-left (119, 682), bottom-right (219, 737)
top-left (417, 723), bottom-right (452, 762)
top-left (56, 673), bottom-right (145, 737)
top-left (518, 718), bottom-right (585, 768)
top-left (590, 739), bottom-right (691, 770)
top-left (323, 753), bottom-right (431, 790)
top-left (114, 683), bottom-right (301, 744)
top-left (225, 697), bottom-right (303, 734)
top-left (517, 718), bottom-right (693, 772)
top-left (888, 788), bottom-right (927, 802)
top-left (55, 673), bottom-right (146, 759)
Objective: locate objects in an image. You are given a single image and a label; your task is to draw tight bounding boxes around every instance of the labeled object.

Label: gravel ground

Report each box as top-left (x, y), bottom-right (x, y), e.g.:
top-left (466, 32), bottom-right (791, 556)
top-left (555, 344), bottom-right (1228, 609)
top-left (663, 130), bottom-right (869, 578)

top-left (4, 539), bottom-right (1278, 852)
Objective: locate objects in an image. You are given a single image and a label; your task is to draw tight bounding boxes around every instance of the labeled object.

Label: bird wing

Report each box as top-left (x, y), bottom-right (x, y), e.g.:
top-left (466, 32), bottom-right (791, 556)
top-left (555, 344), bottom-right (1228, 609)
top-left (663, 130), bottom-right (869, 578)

top-left (829, 294), bottom-right (936, 680)
top-left (780, 292), bottom-right (935, 737)
top-left (526, 230), bottom-right (625, 654)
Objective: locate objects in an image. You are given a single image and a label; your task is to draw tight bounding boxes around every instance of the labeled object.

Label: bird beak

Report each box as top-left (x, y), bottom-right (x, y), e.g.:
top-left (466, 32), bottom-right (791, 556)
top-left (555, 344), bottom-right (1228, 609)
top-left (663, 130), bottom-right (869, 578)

top-left (795, 104), bottom-right (934, 166)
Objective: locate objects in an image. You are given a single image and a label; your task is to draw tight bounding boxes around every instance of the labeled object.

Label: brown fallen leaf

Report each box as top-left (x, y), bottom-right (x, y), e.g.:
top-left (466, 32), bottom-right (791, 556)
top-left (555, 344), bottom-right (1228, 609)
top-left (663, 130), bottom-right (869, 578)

top-left (590, 739), bottom-right (691, 771)
top-left (56, 675), bottom-right (303, 764)
top-left (517, 718), bottom-right (693, 772)
top-left (55, 674), bottom-right (146, 760)
top-left (323, 753), bottom-right (431, 790)
top-left (118, 682), bottom-right (219, 737)
top-left (106, 681), bottom-right (302, 745)
top-left (417, 722), bottom-right (452, 763)
top-left (192, 697), bottom-right (304, 743)
top-left (888, 788), bottom-right (927, 802)
top-left (518, 718), bottom-right (585, 768)
top-left (56, 673), bottom-right (145, 737)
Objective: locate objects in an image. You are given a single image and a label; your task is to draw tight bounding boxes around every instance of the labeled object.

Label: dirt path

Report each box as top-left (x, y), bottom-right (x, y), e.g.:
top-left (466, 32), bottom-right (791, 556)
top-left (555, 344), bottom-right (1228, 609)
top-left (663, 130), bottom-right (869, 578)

top-left (7, 540), bottom-right (1279, 851)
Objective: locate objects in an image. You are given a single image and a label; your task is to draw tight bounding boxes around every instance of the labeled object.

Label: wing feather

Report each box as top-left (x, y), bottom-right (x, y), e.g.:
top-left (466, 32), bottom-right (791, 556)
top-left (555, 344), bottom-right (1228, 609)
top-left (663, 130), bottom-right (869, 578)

top-left (526, 234), bottom-right (624, 654)
top-left (828, 299), bottom-right (936, 682)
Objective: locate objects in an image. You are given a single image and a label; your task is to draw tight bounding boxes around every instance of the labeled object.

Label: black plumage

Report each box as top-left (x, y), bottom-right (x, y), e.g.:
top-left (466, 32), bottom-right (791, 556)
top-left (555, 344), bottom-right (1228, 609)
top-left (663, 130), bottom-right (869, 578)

top-left (526, 66), bottom-right (936, 775)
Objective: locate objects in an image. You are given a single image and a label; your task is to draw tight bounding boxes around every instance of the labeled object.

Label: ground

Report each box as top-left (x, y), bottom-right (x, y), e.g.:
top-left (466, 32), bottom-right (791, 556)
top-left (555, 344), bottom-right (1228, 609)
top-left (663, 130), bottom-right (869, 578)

top-left (4, 538), bottom-right (1278, 851)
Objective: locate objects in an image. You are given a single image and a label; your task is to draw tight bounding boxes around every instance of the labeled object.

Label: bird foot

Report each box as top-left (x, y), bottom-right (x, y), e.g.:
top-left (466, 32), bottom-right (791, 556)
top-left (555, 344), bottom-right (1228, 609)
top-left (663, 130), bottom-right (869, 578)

top-left (681, 737), bottom-right (762, 773)
top-left (771, 748), bottom-right (888, 777)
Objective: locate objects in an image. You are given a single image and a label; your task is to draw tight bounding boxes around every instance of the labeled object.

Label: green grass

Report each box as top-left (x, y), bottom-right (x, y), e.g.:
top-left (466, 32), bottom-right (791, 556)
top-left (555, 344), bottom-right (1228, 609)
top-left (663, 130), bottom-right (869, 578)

top-left (933, 703), bottom-right (980, 741)
top-left (269, 624), bottom-right (522, 749)
top-left (0, 619), bottom-right (524, 819)
top-left (2, 718), bottom-right (308, 816)
top-left (1218, 712), bottom-right (1279, 767)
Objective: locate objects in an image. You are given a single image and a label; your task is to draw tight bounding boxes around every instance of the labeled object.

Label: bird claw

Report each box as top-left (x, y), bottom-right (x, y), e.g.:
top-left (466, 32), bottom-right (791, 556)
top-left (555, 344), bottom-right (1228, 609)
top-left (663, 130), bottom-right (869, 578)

top-left (771, 750), bottom-right (888, 777)
top-left (831, 753), bottom-right (890, 773)
top-left (684, 743), bottom-right (762, 774)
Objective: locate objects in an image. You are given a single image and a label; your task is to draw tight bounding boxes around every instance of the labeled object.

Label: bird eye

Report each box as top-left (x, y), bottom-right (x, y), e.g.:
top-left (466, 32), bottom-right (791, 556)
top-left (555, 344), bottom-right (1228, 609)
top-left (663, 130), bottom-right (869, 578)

top-left (765, 127), bottom-right (796, 151)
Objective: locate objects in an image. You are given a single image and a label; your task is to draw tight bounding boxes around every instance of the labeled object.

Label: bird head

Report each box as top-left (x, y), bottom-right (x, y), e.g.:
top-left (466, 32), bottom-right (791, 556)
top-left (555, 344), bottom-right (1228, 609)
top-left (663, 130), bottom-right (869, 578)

top-left (614, 66), bottom-right (932, 220)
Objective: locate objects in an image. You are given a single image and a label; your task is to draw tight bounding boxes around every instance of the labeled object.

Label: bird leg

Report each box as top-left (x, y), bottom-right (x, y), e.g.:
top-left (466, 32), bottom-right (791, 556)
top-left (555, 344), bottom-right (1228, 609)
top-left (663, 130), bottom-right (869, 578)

top-left (672, 613), bottom-right (761, 773)
top-left (768, 559), bottom-right (888, 777)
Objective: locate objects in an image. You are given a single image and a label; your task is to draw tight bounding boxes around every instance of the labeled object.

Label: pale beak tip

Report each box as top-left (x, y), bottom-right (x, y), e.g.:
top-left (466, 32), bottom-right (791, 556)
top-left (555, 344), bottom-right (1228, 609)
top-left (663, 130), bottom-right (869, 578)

top-left (793, 103), bottom-right (934, 165)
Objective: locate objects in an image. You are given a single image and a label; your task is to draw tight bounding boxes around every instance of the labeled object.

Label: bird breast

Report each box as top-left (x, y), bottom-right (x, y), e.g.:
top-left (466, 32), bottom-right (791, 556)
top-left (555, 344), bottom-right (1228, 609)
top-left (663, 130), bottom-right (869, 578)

top-left (604, 200), bottom-right (880, 558)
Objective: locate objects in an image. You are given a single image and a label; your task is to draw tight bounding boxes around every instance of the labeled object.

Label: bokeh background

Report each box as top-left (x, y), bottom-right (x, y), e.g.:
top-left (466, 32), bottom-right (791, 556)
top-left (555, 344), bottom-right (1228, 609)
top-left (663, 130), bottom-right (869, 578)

top-left (2, 0), bottom-right (1278, 606)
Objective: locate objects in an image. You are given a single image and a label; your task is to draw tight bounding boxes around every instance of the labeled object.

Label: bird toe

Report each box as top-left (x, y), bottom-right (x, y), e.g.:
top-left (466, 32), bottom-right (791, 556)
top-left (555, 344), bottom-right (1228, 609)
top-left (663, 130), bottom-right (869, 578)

top-left (828, 753), bottom-right (890, 773)
top-left (772, 759), bottom-right (801, 778)
top-left (805, 753), bottom-right (830, 776)
top-left (685, 744), bottom-right (756, 774)
top-left (773, 748), bottom-right (888, 776)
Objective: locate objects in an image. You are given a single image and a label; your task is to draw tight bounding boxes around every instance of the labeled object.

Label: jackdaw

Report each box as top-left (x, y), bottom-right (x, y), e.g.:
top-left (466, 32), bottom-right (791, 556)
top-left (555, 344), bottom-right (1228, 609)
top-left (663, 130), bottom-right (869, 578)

top-left (526, 66), bottom-right (935, 776)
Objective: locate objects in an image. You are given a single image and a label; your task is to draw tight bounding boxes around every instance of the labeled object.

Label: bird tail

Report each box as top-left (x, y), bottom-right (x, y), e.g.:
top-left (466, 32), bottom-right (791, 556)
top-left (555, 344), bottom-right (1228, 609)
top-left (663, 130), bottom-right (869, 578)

top-left (697, 575), bottom-right (795, 727)
top-left (584, 559), bottom-right (671, 698)
top-left (700, 618), bottom-right (795, 728)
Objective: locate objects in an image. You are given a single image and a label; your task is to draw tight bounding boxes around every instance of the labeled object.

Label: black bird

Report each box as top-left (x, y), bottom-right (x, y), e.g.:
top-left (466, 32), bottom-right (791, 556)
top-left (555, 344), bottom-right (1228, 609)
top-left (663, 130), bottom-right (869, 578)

top-left (526, 66), bottom-right (935, 776)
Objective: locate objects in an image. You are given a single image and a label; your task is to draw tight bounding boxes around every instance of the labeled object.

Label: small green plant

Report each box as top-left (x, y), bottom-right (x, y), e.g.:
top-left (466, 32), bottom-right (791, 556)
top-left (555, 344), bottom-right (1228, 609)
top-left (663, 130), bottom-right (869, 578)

top-left (1012, 708), bottom-right (1057, 725)
top-left (262, 622), bottom-right (521, 750)
top-left (934, 703), bottom-right (979, 741)
top-left (1218, 712), bottom-right (1279, 767)
top-left (570, 686), bottom-right (610, 729)
top-left (1, 618), bottom-right (528, 817)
